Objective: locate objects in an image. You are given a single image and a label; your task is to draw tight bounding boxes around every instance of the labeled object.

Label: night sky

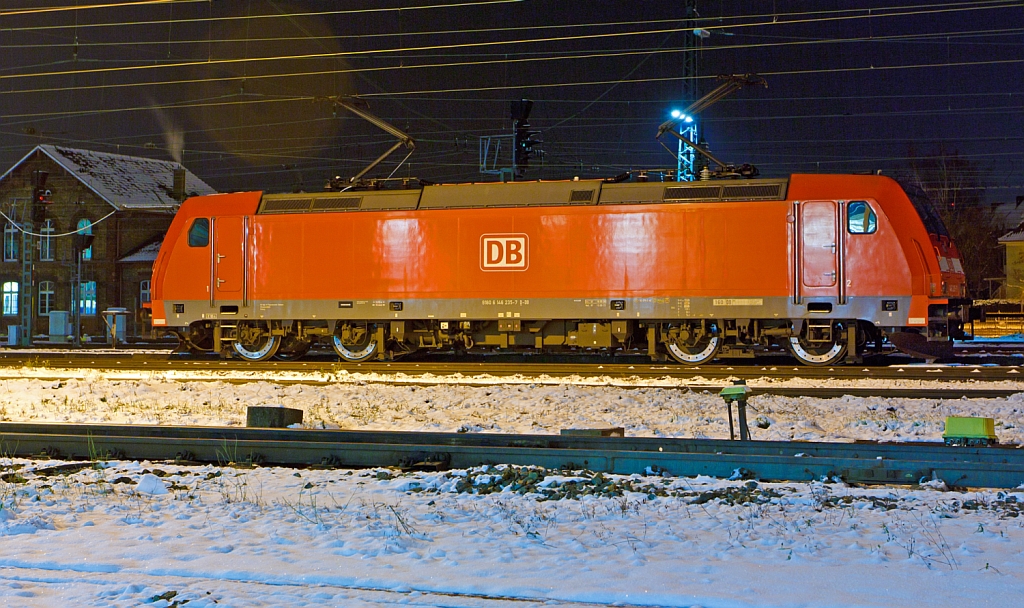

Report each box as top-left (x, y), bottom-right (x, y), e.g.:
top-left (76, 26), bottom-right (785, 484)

top-left (1, 1), bottom-right (1021, 202)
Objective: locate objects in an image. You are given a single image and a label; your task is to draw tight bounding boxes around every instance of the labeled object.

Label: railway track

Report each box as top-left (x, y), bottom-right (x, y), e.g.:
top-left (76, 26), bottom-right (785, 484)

top-left (1, 351), bottom-right (1023, 399)
top-left (2, 422), bottom-right (1023, 489)
top-left (2, 348), bottom-right (1024, 378)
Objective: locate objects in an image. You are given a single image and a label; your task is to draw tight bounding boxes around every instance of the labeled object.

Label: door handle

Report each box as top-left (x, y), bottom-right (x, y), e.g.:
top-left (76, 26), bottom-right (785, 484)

top-left (822, 243), bottom-right (836, 253)
top-left (217, 278), bottom-right (226, 285)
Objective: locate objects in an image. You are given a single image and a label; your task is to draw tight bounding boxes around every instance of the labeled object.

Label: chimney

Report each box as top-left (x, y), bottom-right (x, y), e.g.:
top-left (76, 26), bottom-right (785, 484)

top-left (172, 166), bottom-right (186, 203)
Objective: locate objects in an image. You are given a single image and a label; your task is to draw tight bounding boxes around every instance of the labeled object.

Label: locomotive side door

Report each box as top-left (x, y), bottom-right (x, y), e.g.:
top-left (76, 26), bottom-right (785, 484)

top-left (798, 201), bottom-right (839, 296)
top-left (211, 216), bottom-right (246, 305)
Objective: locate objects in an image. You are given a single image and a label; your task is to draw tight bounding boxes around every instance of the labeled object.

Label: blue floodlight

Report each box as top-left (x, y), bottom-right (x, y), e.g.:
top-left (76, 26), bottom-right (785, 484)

top-left (670, 110), bottom-right (694, 123)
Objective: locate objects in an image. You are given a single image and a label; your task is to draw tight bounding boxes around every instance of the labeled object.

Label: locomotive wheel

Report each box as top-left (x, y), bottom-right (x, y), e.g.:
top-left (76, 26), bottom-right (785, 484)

top-left (332, 322), bottom-right (379, 362)
top-left (664, 324), bottom-right (721, 365)
top-left (787, 323), bottom-right (847, 366)
top-left (232, 321), bottom-right (281, 362)
top-left (185, 322), bottom-right (214, 353)
top-left (273, 336), bottom-right (310, 361)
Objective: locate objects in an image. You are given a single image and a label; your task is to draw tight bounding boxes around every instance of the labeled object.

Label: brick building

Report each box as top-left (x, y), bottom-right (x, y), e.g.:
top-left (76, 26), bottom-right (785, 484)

top-left (0, 145), bottom-right (215, 343)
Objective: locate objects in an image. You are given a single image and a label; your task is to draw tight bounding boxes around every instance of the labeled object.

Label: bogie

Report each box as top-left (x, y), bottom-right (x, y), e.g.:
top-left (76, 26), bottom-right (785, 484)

top-left (786, 320), bottom-right (848, 366)
top-left (231, 321), bottom-right (281, 362)
top-left (663, 321), bottom-right (722, 365)
top-left (332, 322), bottom-right (380, 362)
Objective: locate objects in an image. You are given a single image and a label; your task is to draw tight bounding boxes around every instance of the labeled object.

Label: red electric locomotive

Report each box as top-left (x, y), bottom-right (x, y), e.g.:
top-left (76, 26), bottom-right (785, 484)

top-left (149, 172), bottom-right (971, 365)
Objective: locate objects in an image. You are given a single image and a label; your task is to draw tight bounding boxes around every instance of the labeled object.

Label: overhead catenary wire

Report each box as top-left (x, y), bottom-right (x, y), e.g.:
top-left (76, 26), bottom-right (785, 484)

top-left (1, 0), bottom-right (1017, 33)
top-left (2, 21), bottom-right (1021, 105)
top-left (2, 1), bottom-right (1022, 84)
top-left (0, 207), bottom-right (117, 239)
top-left (2, 54), bottom-right (1022, 124)
top-left (0, 0), bottom-right (522, 20)
top-left (1, 1), bottom-right (1021, 195)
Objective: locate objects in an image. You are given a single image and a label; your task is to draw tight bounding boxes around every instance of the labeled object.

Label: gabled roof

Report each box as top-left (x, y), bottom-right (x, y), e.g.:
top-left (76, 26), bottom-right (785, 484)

top-left (989, 200), bottom-right (1024, 232)
top-left (1000, 222), bottom-right (1024, 244)
top-left (118, 239), bottom-right (163, 264)
top-left (0, 145), bottom-right (216, 211)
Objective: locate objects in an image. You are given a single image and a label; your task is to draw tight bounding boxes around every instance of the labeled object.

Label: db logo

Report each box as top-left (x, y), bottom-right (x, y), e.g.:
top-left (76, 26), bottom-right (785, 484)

top-left (481, 234), bottom-right (529, 271)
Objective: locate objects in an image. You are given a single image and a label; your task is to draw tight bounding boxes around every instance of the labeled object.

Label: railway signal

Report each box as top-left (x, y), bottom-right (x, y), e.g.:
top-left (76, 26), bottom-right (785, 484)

top-left (31, 186), bottom-right (52, 222)
top-left (31, 169), bottom-right (51, 222)
top-left (511, 99), bottom-right (540, 179)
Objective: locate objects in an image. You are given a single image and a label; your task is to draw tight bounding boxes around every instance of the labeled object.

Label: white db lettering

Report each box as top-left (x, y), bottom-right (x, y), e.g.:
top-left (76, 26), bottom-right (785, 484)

top-left (487, 240), bottom-right (505, 266)
top-left (481, 234), bottom-right (529, 271)
top-left (506, 240), bottom-right (522, 265)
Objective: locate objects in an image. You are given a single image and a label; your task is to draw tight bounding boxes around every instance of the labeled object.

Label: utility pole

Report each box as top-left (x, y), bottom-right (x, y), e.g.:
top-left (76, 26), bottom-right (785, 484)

top-left (19, 211), bottom-right (32, 347)
top-left (72, 231), bottom-right (94, 348)
top-left (20, 170), bottom-right (51, 346)
top-left (678, 0), bottom-right (701, 181)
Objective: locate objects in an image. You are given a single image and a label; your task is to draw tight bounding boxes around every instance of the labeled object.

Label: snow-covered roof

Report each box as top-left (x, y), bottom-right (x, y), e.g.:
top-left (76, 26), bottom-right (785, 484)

top-left (999, 220), bottom-right (1024, 244)
top-left (118, 239), bottom-right (162, 263)
top-left (989, 200), bottom-right (1024, 232)
top-left (0, 145), bottom-right (216, 211)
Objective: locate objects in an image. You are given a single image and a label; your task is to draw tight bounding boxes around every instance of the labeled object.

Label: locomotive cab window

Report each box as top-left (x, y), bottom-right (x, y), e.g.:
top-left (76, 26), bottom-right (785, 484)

top-left (188, 218), bottom-right (210, 247)
top-left (847, 201), bottom-right (877, 234)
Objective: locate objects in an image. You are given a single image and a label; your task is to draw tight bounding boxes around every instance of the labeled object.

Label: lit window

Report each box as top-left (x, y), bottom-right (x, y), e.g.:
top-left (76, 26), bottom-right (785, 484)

top-left (188, 218), bottom-right (210, 247)
top-left (40, 220), bottom-right (55, 261)
top-left (847, 201), bottom-right (877, 234)
top-left (76, 218), bottom-right (94, 260)
top-left (79, 280), bottom-right (96, 316)
top-left (2, 282), bottom-right (18, 316)
top-left (3, 223), bottom-right (18, 262)
top-left (38, 280), bottom-right (55, 315)
top-left (140, 279), bottom-right (151, 304)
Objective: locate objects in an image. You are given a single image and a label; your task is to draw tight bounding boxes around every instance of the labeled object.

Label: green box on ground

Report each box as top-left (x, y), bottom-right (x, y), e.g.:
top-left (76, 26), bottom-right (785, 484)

top-left (943, 416), bottom-right (996, 440)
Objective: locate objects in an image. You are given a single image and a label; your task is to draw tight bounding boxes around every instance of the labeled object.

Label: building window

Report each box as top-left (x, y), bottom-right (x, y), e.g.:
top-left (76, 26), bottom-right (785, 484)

top-left (38, 280), bottom-right (55, 315)
top-left (76, 218), bottom-right (93, 260)
top-left (79, 280), bottom-right (97, 316)
top-left (3, 282), bottom-right (18, 316)
top-left (140, 279), bottom-right (151, 304)
top-left (4, 223), bottom-right (18, 262)
top-left (40, 220), bottom-right (55, 261)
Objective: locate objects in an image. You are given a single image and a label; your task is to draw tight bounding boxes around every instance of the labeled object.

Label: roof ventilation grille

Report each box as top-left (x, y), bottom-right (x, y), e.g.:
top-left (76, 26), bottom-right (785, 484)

top-left (721, 183), bottom-right (785, 200)
top-left (312, 197), bottom-right (361, 210)
top-left (261, 198), bottom-right (312, 213)
top-left (568, 189), bottom-right (595, 203)
top-left (663, 185), bottom-right (722, 201)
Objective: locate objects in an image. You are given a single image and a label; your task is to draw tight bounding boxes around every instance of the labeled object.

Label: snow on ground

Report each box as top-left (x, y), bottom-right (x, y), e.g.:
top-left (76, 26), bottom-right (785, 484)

top-left (1, 460), bottom-right (1023, 607)
top-left (0, 364), bottom-right (1023, 606)
top-left (0, 366), bottom-right (1022, 444)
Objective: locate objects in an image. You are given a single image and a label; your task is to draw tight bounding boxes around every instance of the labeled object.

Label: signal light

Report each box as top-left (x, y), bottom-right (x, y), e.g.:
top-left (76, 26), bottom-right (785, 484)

top-left (31, 187), bottom-right (52, 222)
top-left (511, 99), bottom-right (541, 179)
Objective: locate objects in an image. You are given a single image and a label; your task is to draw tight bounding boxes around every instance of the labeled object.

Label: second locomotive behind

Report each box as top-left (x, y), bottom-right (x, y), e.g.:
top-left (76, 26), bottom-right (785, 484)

top-left (149, 172), bottom-right (971, 365)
